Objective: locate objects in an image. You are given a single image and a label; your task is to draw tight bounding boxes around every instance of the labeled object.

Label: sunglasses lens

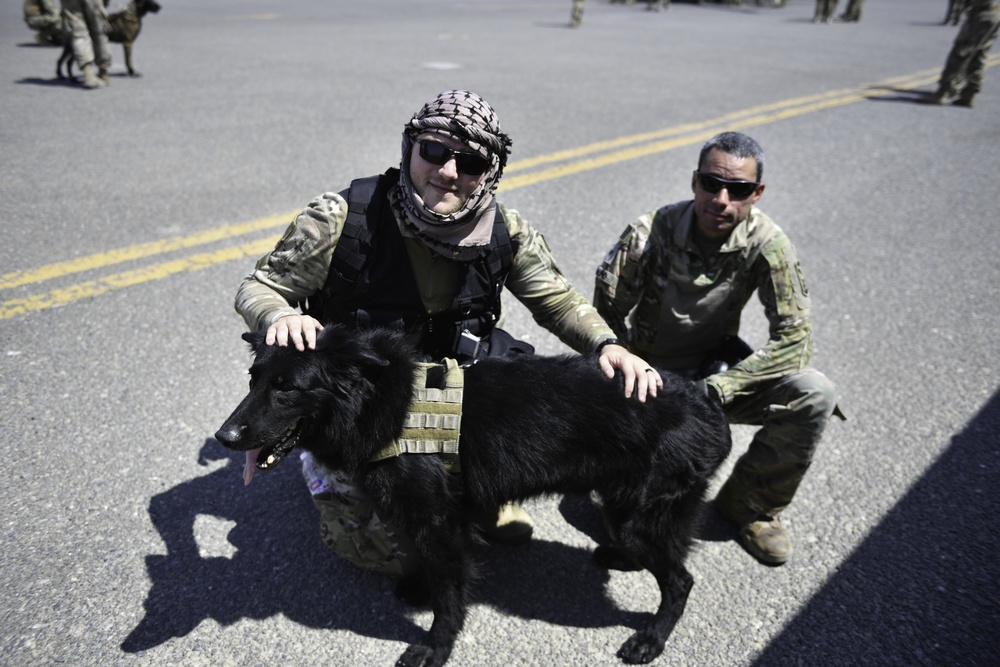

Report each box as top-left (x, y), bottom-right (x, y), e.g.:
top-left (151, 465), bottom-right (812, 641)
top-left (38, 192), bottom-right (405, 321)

top-left (728, 182), bottom-right (757, 198)
top-left (698, 174), bottom-right (724, 193)
top-left (419, 141), bottom-right (450, 166)
top-left (698, 173), bottom-right (756, 199)
top-left (418, 141), bottom-right (490, 176)
top-left (454, 154), bottom-right (489, 176)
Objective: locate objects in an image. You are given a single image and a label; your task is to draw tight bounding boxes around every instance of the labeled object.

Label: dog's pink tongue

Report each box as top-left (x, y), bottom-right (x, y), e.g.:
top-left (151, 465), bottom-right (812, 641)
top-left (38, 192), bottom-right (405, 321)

top-left (243, 448), bottom-right (263, 486)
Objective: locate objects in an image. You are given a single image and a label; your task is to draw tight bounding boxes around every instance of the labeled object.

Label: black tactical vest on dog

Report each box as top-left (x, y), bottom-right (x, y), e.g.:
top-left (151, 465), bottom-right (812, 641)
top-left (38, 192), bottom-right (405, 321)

top-left (305, 168), bottom-right (522, 362)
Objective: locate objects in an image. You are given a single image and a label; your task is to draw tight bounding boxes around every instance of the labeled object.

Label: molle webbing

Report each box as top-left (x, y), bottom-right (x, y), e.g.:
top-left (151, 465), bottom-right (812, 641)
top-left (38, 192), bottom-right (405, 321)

top-left (369, 358), bottom-right (464, 473)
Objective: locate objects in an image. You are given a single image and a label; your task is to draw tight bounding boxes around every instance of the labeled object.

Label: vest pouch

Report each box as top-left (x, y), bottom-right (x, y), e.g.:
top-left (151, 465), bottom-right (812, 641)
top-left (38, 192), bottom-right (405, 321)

top-left (482, 327), bottom-right (535, 359)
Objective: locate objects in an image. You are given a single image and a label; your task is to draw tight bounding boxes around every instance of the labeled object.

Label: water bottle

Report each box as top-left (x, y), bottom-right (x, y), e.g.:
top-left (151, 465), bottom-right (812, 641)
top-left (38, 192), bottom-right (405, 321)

top-left (300, 451), bottom-right (332, 497)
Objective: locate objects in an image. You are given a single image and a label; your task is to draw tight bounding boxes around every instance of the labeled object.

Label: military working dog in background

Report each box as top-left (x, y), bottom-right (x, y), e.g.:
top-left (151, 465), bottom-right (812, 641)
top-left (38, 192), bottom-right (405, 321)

top-left (57, 0), bottom-right (161, 81)
top-left (215, 325), bottom-right (732, 667)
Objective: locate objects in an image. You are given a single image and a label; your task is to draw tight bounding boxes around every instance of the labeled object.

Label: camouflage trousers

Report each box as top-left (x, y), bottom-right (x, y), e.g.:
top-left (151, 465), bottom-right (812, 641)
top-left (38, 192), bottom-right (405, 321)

top-left (813, 0), bottom-right (838, 22)
top-left (945, 0), bottom-right (969, 25)
top-left (715, 368), bottom-right (840, 524)
top-left (840, 0), bottom-right (863, 21)
top-left (307, 462), bottom-right (424, 577)
top-left (936, 7), bottom-right (1000, 99)
top-left (25, 11), bottom-right (63, 45)
top-left (60, 0), bottom-right (110, 70)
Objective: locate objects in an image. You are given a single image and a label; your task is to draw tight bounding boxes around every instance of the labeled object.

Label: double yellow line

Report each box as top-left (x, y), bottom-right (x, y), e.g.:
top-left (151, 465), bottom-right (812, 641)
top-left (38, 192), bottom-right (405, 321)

top-left (1, 60), bottom-right (991, 321)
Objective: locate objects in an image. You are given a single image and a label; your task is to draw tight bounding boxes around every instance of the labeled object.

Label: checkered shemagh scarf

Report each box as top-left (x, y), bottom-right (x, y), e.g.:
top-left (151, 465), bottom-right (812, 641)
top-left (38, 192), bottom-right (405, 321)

top-left (397, 90), bottom-right (512, 260)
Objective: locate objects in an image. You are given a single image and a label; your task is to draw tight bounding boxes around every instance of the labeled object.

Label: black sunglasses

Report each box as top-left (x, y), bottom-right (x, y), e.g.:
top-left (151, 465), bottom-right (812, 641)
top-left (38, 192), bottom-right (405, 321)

top-left (417, 140), bottom-right (491, 176)
top-left (695, 171), bottom-right (760, 199)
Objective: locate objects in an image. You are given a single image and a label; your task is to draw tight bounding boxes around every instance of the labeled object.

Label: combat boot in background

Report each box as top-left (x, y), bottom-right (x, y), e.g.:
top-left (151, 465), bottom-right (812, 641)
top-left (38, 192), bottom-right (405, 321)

top-left (954, 92), bottom-right (975, 108)
top-left (98, 68), bottom-right (110, 86)
top-left (920, 87), bottom-right (951, 105)
top-left (81, 63), bottom-right (103, 89)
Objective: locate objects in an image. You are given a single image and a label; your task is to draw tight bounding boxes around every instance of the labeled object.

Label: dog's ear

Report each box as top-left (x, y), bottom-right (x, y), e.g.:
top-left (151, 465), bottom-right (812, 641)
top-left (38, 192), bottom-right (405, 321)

top-left (242, 330), bottom-right (267, 354)
top-left (357, 349), bottom-right (391, 368)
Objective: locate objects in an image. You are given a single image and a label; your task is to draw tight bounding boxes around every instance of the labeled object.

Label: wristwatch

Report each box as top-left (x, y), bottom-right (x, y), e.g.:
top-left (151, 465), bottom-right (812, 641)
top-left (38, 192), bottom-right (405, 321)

top-left (595, 337), bottom-right (626, 354)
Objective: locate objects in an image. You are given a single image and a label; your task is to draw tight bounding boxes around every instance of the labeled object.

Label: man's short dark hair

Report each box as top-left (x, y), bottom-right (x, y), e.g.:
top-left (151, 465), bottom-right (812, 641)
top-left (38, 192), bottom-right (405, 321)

top-left (698, 132), bottom-right (765, 182)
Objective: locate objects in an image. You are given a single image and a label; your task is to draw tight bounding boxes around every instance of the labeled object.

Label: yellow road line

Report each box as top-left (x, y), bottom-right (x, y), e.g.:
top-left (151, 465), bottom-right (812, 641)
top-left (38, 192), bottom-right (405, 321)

top-left (501, 70), bottom-right (942, 191)
top-left (2, 61), bottom-right (993, 321)
top-left (0, 213), bottom-right (292, 291)
top-left (0, 238), bottom-right (279, 320)
top-left (0, 67), bottom-right (944, 294)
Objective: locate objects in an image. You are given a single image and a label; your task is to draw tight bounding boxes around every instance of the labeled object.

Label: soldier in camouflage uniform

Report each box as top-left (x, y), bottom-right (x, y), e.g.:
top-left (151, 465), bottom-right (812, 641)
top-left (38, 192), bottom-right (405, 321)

top-left (839, 0), bottom-right (864, 21)
top-left (60, 0), bottom-right (111, 89)
top-left (813, 0), bottom-right (838, 22)
top-left (923, 0), bottom-right (1000, 107)
top-left (235, 90), bottom-right (661, 586)
top-left (945, 0), bottom-right (970, 25)
top-left (574, 0), bottom-right (666, 28)
top-left (24, 0), bottom-right (62, 45)
top-left (594, 132), bottom-right (841, 565)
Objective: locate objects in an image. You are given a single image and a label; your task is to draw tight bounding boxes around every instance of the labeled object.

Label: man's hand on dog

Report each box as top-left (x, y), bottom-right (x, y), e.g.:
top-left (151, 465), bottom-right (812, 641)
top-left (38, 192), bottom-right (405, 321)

top-left (267, 315), bottom-right (325, 351)
top-left (599, 344), bottom-right (663, 402)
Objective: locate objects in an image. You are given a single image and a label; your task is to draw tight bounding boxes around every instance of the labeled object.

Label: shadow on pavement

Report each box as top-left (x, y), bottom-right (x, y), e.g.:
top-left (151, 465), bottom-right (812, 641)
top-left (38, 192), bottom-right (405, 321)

top-left (122, 440), bottom-right (641, 654)
top-left (752, 391), bottom-right (1000, 666)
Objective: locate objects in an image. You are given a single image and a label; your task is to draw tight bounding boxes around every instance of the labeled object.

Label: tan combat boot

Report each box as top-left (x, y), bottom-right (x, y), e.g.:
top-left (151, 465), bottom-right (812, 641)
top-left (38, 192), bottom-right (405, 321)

top-left (739, 516), bottom-right (793, 565)
top-left (716, 494), bottom-right (793, 565)
top-left (81, 63), bottom-right (103, 89)
top-left (481, 502), bottom-right (534, 545)
top-left (98, 68), bottom-right (110, 86)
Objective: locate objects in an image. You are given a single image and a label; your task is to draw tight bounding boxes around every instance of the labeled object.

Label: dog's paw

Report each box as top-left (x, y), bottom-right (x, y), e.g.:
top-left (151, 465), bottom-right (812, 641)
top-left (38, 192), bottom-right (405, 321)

top-left (396, 643), bottom-right (448, 667)
top-left (593, 545), bottom-right (643, 571)
top-left (617, 629), bottom-right (666, 664)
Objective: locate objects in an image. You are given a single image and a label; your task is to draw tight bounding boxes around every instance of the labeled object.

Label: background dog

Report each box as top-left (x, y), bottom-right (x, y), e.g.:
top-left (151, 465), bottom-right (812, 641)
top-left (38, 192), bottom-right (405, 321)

top-left (216, 325), bottom-right (732, 667)
top-left (57, 0), bottom-right (162, 81)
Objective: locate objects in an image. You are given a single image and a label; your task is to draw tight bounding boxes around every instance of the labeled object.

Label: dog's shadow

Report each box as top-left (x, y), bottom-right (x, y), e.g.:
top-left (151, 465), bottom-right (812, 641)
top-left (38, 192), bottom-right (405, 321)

top-left (15, 76), bottom-right (80, 88)
top-left (474, 494), bottom-right (646, 631)
top-left (122, 442), bottom-right (651, 654)
top-left (121, 438), bottom-right (426, 653)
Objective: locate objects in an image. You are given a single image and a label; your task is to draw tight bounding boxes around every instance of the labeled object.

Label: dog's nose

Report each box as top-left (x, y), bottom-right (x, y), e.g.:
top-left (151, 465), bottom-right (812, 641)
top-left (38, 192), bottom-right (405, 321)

top-left (214, 424), bottom-right (244, 447)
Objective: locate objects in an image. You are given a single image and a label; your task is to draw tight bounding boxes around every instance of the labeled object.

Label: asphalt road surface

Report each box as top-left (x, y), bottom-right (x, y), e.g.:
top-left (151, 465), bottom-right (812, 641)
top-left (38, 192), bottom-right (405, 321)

top-left (2, 1), bottom-right (998, 665)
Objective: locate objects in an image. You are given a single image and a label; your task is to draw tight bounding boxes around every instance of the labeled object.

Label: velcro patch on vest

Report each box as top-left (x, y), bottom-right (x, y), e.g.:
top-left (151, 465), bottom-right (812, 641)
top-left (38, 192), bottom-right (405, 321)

top-left (369, 359), bottom-right (464, 473)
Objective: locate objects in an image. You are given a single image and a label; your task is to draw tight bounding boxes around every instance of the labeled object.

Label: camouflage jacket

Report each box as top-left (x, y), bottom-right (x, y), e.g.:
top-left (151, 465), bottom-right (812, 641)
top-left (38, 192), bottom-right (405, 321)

top-left (235, 184), bottom-right (617, 354)
top-left (594, 201), bottom-right (813, 404)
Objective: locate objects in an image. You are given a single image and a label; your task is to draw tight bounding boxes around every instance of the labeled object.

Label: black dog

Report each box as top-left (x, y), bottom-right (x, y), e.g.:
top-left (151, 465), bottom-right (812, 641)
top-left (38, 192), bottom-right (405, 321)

top-left (215, 325), bottom-right (732, 667)
top-left (57, 0), bottom-right (162, 81)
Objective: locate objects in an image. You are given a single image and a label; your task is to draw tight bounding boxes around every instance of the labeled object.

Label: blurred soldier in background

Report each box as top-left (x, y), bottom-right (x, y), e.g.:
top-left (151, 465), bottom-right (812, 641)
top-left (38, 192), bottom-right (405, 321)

top-left (839, 0), bottom-right (864, 21)
top-left (24, 0), bottom-right (62, 45)
top-left (814, 0), bottom-right (838, 22)
top-left (923, 0), bottom-right (1000, 107)
top-left (944, 0), bottom-right (969, 25)
top-left (60, 0), bottom-right (111, 89)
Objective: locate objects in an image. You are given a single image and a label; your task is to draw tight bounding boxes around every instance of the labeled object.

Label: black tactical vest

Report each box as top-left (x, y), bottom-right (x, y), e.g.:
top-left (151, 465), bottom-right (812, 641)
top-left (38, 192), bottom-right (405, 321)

top-left (304, 169), bottom-right (519, 362)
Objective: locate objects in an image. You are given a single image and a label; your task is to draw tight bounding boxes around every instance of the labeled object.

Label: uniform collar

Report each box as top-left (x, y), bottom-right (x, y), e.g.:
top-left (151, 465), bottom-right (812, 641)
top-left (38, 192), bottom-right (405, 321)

top-left (677, 201), bottom-right (758, 254)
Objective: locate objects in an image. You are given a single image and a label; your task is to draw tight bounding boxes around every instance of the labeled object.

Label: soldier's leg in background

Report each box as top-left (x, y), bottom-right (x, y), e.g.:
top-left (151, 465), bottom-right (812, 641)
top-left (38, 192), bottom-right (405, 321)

top-left (570, 0), bottom-right (583, 27)
top-left (80, 0), bottom-right (110, 79)
top-left (955, 19), bottom-right (1000, 105)
top-left (936, 15), bottom-right (989, 99)
top-left (60, 5), bottom-right (102, 87)
top-left (715, 369), bottom-right (839, 524)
